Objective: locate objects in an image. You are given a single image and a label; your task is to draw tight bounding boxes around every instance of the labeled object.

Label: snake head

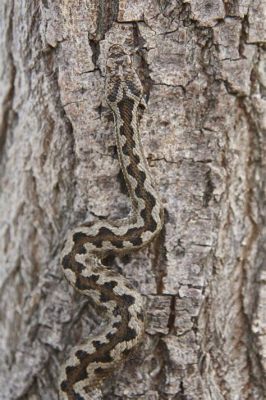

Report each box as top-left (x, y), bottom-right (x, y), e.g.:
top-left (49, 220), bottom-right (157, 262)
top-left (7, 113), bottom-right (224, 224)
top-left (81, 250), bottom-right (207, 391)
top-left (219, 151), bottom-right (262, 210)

top-left (105, 44), bottom-right (143, 107)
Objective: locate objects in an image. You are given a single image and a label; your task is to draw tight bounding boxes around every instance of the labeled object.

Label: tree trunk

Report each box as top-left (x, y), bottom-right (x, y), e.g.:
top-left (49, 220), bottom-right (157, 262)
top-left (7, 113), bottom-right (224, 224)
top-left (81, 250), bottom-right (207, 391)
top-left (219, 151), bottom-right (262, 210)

top-left (0, 1), bottom-right (265, 399)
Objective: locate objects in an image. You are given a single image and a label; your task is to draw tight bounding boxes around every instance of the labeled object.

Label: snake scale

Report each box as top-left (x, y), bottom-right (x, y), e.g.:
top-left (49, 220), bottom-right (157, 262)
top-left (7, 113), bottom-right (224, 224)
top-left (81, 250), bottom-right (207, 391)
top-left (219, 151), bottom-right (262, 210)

top-left (59, 45), bottom-right (164, 399)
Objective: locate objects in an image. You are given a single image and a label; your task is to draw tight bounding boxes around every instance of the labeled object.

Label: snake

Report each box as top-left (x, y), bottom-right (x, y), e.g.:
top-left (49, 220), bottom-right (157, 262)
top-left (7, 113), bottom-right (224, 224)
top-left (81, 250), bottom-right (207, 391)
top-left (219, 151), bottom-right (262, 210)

top-left (59, 44), bottom-right (164, 399)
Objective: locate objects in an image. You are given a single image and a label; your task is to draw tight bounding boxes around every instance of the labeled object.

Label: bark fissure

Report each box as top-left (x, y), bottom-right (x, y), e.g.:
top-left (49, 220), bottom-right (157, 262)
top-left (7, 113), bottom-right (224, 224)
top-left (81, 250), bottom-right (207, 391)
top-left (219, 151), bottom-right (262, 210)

top-left (0, 0), bottom-right (16, 164)
top-left (0, 1), bottom-right (265, 399)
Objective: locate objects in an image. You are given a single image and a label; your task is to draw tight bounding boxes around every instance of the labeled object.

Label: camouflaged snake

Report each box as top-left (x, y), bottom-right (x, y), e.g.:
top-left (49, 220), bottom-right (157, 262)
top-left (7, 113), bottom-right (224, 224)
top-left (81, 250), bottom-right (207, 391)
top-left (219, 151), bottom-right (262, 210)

top-left (59, 45), bottom-right (164, 399)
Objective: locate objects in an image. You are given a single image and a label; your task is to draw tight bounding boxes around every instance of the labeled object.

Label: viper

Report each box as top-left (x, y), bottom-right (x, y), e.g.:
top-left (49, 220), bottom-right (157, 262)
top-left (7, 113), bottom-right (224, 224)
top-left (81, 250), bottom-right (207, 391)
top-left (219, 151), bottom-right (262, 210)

top-left (59, 44), bottom-right (164, 399)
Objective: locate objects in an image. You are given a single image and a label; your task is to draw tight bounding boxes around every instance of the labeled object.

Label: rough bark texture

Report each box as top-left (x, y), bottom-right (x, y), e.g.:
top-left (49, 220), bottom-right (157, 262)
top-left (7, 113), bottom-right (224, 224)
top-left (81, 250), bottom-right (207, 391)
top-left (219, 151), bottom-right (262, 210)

top-left (0, 1), bottom-right (265, 399)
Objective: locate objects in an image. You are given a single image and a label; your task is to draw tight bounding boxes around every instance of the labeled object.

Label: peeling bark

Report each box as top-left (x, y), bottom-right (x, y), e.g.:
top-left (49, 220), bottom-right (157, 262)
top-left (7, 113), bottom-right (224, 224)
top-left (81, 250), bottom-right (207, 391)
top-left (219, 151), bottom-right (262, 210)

top-left (0, 1), bottom-right (265, 399)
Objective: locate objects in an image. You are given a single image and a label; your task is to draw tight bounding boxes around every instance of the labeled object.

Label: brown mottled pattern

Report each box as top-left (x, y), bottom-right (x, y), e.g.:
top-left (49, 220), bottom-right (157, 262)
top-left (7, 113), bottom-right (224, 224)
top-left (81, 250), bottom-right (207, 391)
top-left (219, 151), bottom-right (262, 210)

top-left (60, 275), bottom-right (137, 399)
top-left (59, 45), bottom-right (163, 400)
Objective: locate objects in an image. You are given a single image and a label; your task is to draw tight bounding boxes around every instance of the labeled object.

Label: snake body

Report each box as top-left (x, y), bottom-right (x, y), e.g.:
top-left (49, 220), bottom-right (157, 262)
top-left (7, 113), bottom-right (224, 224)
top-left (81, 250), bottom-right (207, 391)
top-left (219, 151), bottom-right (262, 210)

top-left (59, 45), bottom-right (164, 399)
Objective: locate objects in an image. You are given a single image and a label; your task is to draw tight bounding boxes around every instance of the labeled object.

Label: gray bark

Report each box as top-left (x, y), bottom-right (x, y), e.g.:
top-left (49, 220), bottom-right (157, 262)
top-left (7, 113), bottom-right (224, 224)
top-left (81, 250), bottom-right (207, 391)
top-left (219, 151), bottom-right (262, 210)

top-left (0, 1), bottom-right (265, 399)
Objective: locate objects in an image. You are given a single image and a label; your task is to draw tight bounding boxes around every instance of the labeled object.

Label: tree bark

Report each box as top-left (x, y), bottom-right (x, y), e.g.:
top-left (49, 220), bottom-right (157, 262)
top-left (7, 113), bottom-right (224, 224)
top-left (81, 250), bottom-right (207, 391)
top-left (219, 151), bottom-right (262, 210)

top-left (0, 1), bottom-right (265, 399)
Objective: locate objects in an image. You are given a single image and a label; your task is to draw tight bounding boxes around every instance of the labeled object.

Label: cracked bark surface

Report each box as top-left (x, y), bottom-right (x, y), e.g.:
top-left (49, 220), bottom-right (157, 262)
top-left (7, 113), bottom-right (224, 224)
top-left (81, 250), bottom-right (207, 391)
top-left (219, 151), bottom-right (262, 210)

top-left (0, 1), bottom-right (265, 399)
